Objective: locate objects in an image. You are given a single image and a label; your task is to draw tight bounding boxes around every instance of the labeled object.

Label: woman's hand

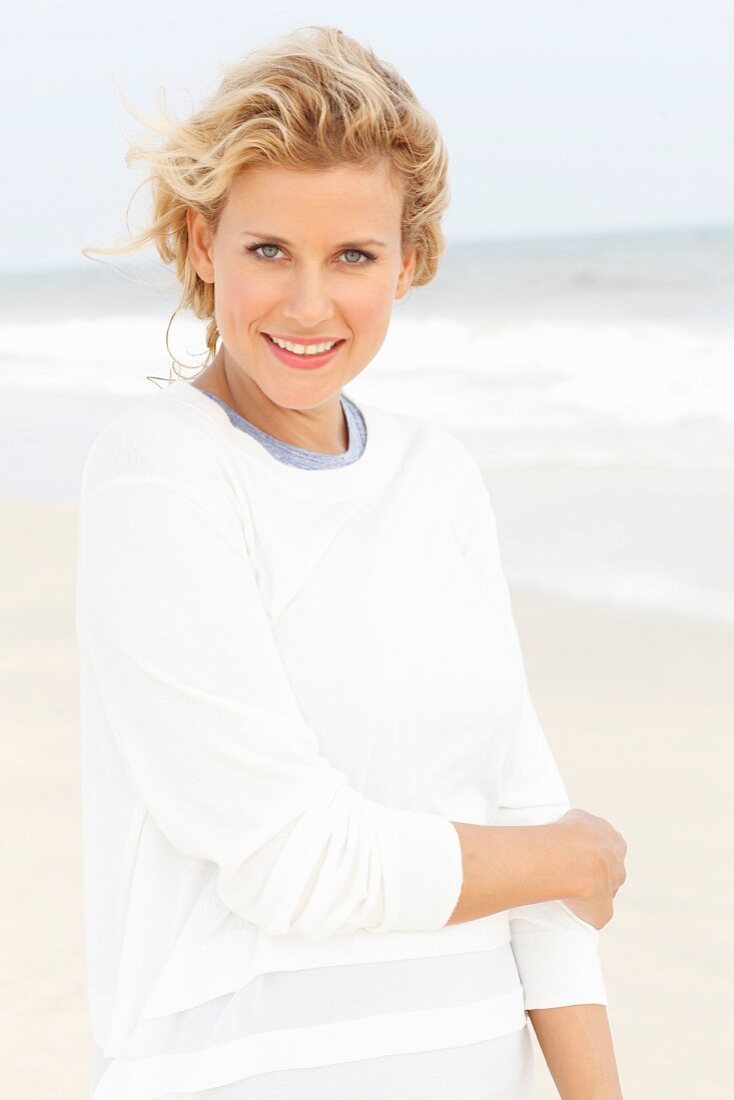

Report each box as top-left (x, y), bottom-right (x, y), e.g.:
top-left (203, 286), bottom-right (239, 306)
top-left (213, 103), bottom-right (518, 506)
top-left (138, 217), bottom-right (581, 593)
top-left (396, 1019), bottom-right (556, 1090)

top-left (557, 808), bottom-right (627, 930)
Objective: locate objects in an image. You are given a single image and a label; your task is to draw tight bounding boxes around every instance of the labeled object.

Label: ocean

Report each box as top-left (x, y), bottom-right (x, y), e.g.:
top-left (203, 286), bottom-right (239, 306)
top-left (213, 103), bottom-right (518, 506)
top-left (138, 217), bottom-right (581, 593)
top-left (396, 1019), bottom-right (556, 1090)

top-left (2, 224), bottom-right (733, 625)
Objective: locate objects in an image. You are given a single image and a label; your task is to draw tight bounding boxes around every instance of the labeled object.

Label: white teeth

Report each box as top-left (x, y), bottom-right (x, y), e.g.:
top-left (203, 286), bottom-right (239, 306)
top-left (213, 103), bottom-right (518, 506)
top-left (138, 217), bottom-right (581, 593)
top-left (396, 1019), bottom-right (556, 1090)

top-left (268, 335), bottom-right (339, 355)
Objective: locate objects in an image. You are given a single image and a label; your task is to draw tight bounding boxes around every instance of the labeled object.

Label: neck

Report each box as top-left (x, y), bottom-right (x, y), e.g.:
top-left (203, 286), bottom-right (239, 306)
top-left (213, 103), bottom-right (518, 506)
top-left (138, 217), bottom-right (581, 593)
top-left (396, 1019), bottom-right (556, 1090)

top-left (194, 352), bottom-right (348, 454)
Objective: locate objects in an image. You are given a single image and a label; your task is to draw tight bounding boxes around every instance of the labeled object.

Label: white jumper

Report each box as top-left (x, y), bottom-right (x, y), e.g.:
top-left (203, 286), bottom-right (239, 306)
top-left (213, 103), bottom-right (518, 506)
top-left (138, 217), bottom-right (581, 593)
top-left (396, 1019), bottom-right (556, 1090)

top-left (75, 378), bottom-right (606, 1100)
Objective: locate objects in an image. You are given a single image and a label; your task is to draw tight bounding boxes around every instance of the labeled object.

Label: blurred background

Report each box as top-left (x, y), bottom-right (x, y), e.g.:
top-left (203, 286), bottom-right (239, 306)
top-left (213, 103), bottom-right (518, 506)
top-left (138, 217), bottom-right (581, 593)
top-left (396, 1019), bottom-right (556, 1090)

top-left (1, 1), bottom-right (732, 1097)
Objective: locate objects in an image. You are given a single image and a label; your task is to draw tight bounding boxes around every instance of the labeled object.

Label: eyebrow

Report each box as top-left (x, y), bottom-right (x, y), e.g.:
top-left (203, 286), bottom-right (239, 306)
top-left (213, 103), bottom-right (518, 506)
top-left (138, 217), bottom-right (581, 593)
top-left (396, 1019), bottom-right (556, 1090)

top-left (240, 230), bottom-right (388, 249)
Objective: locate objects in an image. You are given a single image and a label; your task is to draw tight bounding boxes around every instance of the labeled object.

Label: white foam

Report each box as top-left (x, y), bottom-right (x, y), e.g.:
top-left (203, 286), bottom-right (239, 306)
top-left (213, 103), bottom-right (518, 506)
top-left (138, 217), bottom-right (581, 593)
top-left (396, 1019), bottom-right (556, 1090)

top-left (508, 565), bottom-right (734, 628)
top-left (0, 312), bottom-right (207, 397)
top-left (360, 315), bottom-right (734, 432)
top-left (2, 312), bottom-right (733, 435)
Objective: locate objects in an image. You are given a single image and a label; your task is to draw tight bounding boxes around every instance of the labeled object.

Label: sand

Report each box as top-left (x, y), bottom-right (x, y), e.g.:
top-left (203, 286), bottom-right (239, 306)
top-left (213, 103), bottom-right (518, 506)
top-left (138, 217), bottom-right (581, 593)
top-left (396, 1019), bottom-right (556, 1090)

top-left (1, 497), bottom-right (732, 1099)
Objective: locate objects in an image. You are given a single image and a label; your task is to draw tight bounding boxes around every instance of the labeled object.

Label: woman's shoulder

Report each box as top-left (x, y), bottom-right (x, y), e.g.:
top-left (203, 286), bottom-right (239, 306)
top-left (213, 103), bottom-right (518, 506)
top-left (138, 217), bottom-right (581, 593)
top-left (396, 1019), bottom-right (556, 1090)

top-left (364, 400), bottom-right (474, 462)
top-left (80, 380), bottom-right (228, 502)
top-left (374, 402), bottom-right (484, 497)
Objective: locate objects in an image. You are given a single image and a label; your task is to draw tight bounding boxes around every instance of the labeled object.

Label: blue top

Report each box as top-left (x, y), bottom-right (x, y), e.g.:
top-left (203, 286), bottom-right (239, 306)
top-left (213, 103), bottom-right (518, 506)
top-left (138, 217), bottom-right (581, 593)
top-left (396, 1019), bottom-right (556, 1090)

top-left (199, 389), bottom-right (367, 470)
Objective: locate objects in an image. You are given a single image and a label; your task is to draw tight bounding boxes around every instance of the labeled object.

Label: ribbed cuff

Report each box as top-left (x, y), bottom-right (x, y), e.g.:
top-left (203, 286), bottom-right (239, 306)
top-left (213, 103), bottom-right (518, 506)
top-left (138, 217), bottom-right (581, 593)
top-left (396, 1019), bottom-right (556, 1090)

top-left (511, 925), bottom-right (608, 1009)
top-left (369, 808), bottom-right (464, 934)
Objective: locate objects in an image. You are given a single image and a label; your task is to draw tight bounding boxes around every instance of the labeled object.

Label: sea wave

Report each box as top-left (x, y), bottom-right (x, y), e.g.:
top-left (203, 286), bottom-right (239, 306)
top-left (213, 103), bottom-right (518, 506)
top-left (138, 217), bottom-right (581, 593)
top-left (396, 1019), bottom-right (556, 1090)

top-left (1, 313), bottom-right (733, 436)
top-left (508, 565), bottom-right (734, 628)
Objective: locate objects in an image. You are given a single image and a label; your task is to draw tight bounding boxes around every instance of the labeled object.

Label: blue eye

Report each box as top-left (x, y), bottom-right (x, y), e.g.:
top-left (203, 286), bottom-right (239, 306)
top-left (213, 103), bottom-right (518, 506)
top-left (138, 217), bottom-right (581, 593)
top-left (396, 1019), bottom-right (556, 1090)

top-left (342, 249), bottom-right (378, 264)
top-left (248, 243), bottom-right (282, 260)
top-left (246, 243), bottom-right (377, 265)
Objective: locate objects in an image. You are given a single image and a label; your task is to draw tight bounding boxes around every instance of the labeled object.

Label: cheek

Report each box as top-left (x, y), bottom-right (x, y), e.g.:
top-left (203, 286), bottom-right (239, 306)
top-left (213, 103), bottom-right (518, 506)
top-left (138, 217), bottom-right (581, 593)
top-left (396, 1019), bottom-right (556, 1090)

top-left (347, 282), bottom-right (393, 334)
top-left (218, 271), bottom-right (271, 327)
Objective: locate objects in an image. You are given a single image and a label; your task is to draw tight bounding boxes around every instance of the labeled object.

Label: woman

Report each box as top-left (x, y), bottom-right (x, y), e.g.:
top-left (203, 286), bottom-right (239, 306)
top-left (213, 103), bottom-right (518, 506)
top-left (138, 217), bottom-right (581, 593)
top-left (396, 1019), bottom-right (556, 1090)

top-left (77, 25), bottom-right (626, 1099)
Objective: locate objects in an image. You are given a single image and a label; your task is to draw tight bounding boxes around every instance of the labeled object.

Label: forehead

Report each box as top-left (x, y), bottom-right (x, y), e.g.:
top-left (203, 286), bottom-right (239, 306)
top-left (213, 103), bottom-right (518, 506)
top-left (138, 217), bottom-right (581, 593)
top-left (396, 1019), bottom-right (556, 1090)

top-left (224, 162), bottom-right (403, 231)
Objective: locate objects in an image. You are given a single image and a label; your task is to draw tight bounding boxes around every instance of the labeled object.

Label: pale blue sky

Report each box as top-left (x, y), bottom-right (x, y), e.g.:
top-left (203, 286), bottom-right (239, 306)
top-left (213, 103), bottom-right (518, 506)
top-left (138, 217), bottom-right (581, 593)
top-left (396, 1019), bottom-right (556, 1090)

top-left (2, 0), bottom-right (732, 271)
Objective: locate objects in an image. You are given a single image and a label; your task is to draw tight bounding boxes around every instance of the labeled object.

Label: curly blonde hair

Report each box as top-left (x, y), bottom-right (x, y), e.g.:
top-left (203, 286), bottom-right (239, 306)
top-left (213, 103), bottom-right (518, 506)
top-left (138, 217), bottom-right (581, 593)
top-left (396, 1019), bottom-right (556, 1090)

top-left (83, 24), bottom-right (451, 376)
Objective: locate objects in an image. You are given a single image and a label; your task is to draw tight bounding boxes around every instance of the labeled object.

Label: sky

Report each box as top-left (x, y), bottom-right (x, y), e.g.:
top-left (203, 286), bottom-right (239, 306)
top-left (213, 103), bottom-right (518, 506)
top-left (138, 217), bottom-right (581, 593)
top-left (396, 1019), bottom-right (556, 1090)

top-left (2, 0), bottom-right (733, 271)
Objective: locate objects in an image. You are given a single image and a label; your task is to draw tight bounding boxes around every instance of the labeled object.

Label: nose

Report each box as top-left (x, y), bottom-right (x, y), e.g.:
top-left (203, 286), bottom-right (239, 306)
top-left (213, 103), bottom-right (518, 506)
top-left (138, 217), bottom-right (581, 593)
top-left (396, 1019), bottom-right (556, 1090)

top-left (280, 264), bottom-right (337, 329)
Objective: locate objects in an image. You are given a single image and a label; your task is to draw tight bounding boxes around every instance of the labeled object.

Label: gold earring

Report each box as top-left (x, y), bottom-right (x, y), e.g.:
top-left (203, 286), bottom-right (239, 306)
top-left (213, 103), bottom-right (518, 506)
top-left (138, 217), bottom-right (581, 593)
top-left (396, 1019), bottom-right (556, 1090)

top-left (146, 303), bottom-right (213, 389)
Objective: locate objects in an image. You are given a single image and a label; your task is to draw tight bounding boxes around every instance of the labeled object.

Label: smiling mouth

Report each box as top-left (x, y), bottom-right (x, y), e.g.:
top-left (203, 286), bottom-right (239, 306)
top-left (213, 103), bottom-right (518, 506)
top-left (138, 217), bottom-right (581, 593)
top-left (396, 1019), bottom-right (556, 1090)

top-left (264, 333), bottom-right (346, 353)
top-left (261, 332), bottom-right (347, 369)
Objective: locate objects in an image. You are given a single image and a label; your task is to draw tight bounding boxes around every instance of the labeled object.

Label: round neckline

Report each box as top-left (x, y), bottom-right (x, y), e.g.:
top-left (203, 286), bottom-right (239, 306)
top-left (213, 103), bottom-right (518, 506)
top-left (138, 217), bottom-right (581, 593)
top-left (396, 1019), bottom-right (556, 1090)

top-left (160, 378), bottom-right (398, 500)
top-left (199, 388), bottom-right (365, 468)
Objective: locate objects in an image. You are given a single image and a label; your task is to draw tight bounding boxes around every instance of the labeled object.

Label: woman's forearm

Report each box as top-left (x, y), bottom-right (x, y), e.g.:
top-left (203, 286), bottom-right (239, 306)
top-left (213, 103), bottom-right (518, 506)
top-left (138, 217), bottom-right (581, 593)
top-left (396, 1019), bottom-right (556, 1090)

top-left (527, 1004), bottom-right (623, 1099)
top-left (445, 821), bottom-right (589, 924)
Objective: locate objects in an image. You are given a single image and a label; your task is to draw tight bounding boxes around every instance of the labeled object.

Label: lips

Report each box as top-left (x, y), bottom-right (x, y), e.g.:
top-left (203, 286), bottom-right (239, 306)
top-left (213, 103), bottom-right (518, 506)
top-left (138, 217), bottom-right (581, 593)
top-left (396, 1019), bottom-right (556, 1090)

top-left (261, 332), bottom-right (346, 370)
top-left (265, 334), bottom-right (345, 347)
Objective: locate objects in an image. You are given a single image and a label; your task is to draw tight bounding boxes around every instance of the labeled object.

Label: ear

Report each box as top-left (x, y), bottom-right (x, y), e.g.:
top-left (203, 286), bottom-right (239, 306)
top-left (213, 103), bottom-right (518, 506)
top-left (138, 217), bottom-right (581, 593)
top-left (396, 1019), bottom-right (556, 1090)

top-left (395, 246), bottom-right (417, 301)
top-left (186, 207), bottom-right (216, 285)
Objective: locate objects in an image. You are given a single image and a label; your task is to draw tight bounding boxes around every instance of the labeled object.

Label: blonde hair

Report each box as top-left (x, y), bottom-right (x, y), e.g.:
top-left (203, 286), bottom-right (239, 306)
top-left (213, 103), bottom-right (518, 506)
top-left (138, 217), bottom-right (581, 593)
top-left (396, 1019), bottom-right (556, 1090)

top-left (83, 24), bottom-right (451, 377)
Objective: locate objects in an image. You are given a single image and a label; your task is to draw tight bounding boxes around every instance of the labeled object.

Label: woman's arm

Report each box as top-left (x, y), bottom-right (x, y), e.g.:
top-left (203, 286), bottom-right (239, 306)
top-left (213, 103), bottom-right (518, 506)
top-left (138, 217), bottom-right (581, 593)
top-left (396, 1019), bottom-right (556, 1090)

top-left (446, 819), bottom-right (593, 924)
top-left (528, 1004), bottom-right (624, 1099)
top-left (450, 442), bottom-right (627, 1081)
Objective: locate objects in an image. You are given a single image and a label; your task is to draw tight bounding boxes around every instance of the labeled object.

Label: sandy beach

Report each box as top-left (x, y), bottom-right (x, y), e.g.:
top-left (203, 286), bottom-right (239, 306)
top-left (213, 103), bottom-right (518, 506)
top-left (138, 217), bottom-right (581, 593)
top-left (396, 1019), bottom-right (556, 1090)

top-left (1, 496), bottom-right (732, 1099)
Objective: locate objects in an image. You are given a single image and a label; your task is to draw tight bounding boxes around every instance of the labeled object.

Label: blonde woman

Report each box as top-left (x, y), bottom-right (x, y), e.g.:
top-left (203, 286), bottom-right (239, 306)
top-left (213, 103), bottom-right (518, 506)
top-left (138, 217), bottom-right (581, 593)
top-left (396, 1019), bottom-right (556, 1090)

top-left (76, 25), bottom-right (627, 1100)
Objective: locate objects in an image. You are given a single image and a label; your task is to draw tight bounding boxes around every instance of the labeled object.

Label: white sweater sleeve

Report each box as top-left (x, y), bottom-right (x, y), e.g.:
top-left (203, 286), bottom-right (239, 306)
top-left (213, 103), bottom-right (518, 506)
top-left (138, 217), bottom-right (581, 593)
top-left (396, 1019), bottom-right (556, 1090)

top-left (75, 429), bottom-right (464, 942)
top-left (458, 452), bottom-right (607, 1010)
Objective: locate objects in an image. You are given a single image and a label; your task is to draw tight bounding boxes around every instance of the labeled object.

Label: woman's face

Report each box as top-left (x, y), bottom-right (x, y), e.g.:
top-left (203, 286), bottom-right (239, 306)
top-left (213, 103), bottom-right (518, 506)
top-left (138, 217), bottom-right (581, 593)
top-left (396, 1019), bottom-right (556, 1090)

top-left (187, 160), bottom-right (416, 416)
